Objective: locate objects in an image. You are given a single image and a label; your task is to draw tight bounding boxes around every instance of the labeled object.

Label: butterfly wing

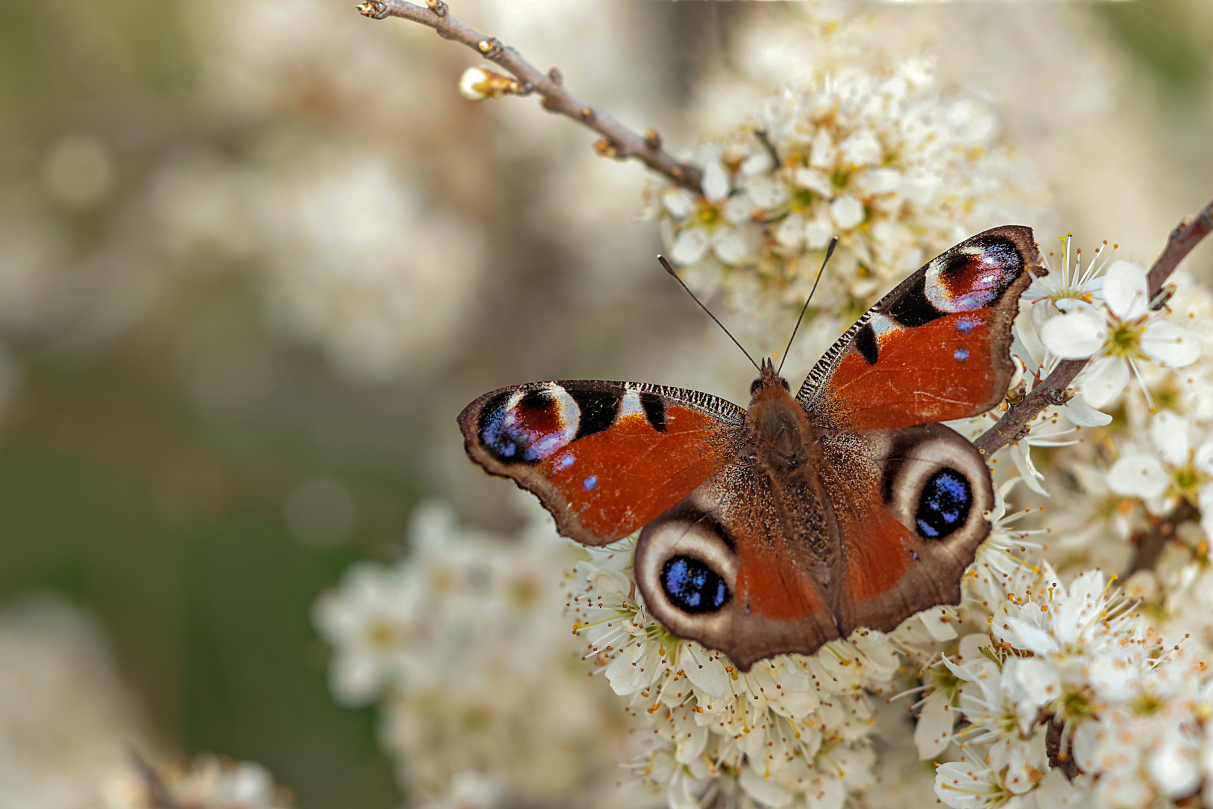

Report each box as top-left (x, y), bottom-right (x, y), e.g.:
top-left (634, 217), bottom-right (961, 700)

top-left (634, 461), bottom-right (841, 672)
top-left (813, 423), bottom-right (996, 635)
top-left (799, 226), bottom-right (1042, 430)
top-left (458, 381), bottom-right (746, 546)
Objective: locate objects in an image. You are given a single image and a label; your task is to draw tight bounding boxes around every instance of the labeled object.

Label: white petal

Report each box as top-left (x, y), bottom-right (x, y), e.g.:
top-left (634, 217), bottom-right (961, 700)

top-left (739, 763), bottom-right (794, 807)
top-left (1149, 733), bottom-right (1200, 798)
top-left (808, 129), bottom-right (836, 169)
top-left (745, 176), bottom-right (788, 210)
top-left (1141, 320), bottom-right (1201, 367)
top-left (1014, 657), bottom-right (1060, 706)
top-left (712, 225), bottom-right (760, 266)
top-left (740, 149), bottom-right (773, 177)
top-left (662, 187), bottom-right (697, 219)
top-left (914, 691), bottom-right (955, 759)
top-left (1107, 453), bottom-right (1170, 499)
top-left (804, 210), bottom-right (834, 249)
top-left (1103, 259), bottom-right (1149, 320)
top-left (794, 167), bottom-right (832, 197)
top-left (774, 213), bottom-right (806, 249)
top-left (1194, 440), bottom-right (1213, 474)
top-left (830, 195), bottom-right (865, 230)
top-left (839, 129), bottom-right (882, 166)
top-left (723, 194), bottom-right (755, 225)
top-left (702, 158), bottom-right (731, 203)
top-left (855, 167), bottom-right (900, 195)
top-left (1010, 442), bottom-right (1049, 497)
top-left (669, 228), bottom-right (709, 266)
top-left (1150, 410), bottom-right (1190, 467)
top-left (1066, 396), bottom-right (1113, 427)
top-left (679, 645), bottom-right (728, 697)
top-left (1040, 309), bottom-right (1106, 358)
top-left (1078, 355), bottom-right (1130, 408)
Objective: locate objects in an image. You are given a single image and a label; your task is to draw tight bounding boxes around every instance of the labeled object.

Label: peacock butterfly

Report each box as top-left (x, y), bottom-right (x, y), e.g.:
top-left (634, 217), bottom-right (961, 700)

top-left (458, 226), bottom-right (1044, 671)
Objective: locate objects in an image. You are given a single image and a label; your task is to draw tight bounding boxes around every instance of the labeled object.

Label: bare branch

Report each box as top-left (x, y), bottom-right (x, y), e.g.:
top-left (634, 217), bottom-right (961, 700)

top-left (1124, 500), bottom-right (1200, 578)
top-left (976, 197), bottom-right (1213, 457)
top-left (356, 0), bottom-right (703, 192)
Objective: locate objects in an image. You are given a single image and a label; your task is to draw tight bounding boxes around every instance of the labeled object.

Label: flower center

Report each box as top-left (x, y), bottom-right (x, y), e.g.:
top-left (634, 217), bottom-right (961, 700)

top-left (1106, 321), bottom-right (1147, 358)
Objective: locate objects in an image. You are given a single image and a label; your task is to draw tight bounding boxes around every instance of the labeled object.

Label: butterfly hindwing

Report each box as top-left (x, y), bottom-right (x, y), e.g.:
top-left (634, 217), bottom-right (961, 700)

top-left (816, 423), bottom-right (995, 635)
top-left (458, 381), bottom-right (746, 546)
top-left (634, 461), bottom-right (841, 672)
top-left (799, 226), bottom-right (1042, 430)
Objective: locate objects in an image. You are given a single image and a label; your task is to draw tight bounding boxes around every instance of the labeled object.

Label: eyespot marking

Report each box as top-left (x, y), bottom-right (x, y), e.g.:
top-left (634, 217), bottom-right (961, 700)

top-left (478, 386), bottom-right (580, 464)
top-left (583, 475), bottom-right (598, 491)
top-left (554, 452), bottom-right (574, 471)
top-left (926, 236), bottom-right (1022, 313)
top-left (954, 348), bottom-right (969, 362)
top-left (915, 469), bottom-right (972, 539)
top-left (662, 556), bottom-right (730, 614)
top-left (956, 318), bottom-right (978, 334)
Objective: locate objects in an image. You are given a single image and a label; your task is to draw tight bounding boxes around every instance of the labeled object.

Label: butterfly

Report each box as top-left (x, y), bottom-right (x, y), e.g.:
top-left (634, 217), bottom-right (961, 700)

top-left (458, 226), bottom-right (1043, 671)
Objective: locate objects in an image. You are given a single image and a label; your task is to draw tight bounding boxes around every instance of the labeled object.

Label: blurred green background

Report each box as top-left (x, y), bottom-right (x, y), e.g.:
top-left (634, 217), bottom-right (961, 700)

top-left (0, 0), bottom-right (1210, 806)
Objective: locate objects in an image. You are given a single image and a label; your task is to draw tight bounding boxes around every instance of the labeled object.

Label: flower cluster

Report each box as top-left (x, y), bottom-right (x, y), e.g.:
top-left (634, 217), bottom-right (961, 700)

top-left (650, 67), bottom-right (1034, 320)
top-left (566, 541), bottom-right (895, 809)
top-left (931, 565), bottom-right (1213, 809)
top-left (313, 500), bottom-right (635, 807)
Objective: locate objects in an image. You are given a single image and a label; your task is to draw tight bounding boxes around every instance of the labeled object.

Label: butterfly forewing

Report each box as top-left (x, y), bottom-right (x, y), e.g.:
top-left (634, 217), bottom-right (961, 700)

top-left (458, 381), bottom-right (746, 546)
top-left (799, 226), bottom-right (1041, 430)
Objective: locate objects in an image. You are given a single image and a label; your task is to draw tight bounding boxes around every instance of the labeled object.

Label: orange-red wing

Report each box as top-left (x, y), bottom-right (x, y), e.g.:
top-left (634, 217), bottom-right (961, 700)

top-left (633, 463), bottom-right (841, 672)
top-left (799, 226), bottom-right (1041, 430)
top-left (458, 381), bottom-right (746, 546)
top-left (814, 423), bottom-right (996, 636)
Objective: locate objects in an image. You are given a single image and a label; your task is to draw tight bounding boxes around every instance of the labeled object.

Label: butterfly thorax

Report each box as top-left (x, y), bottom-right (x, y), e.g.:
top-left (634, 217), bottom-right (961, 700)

top-left (745, 365), bottom-right (816, 471)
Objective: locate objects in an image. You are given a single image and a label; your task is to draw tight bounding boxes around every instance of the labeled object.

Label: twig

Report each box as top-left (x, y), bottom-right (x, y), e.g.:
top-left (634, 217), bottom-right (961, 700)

top-left (1124, 500), bottom-right (1200, 577)
top-left (355, 0), bottom-right (703, 192)
top-left (975, 196), bottom-right (1213, 457)
top-left (128, 746), bottom-right (179, 809)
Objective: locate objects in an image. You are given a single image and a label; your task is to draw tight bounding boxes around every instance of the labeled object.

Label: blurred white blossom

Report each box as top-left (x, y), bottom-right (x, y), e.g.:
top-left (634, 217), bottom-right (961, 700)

top-left (315, 500), bottom-right (635, 806)
top-left (100, 755), bottom-right (294, 809)
top-left (651, 66), bottom-right (1036, 316)
top-left (0, 596), bottom-right (148, 809)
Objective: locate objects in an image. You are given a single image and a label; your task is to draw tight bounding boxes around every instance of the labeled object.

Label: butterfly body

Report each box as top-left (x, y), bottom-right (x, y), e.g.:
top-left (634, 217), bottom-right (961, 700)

top-left (459, 226), bottom-right (1044, 671)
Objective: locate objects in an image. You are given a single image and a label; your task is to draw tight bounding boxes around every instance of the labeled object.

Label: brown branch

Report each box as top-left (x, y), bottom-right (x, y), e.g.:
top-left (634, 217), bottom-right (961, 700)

top-left (976, 196), bottom-right (1213, 457)
top-left (1124, 499), bottom-right (1200, 577)
top-left (355, 0), bottom-right (703, 192)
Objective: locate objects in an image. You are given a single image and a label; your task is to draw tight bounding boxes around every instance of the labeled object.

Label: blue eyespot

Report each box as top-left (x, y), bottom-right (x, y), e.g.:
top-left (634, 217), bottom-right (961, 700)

top-left (661, 556), bottom-right (729, 614)
top-left (583, 475), bottom-right (598, 491)
top-left (915, 469), bottom-right (972, 539)
top-left (954, 348), bottom-right (970, 362)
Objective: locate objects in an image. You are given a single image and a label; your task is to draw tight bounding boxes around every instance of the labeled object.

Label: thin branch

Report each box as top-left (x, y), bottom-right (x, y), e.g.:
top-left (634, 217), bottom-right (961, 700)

top-left (976, 196), bottom-right (1213, 457)
top-left (356, 0), bottom-right (703, 192)
top-left (1124, 500), bottom-right (1200, 578)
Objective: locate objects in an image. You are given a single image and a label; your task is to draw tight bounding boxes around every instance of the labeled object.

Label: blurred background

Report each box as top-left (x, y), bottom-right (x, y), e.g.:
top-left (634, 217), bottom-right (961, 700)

top-left (0, 0), bottom-right (1211, 807)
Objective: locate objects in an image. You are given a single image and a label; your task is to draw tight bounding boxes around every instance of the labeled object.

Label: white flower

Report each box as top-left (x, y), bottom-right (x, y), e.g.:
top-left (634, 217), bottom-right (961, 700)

top-left (1107, 410), bottom-right (1213, 532)
top-left (1040, 259), bottom-right (1200, 408)
top-left (1024, 233), bottom-right (1111, 338)
top-left (313, 561), bottom-right (419, 705)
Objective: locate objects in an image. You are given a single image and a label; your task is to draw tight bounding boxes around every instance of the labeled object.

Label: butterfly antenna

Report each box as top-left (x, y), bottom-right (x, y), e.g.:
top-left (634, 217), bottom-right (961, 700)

top-left (658, 256), bottom-right (761, 373)
top-left (778, 237), bottom-right (838, 374)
